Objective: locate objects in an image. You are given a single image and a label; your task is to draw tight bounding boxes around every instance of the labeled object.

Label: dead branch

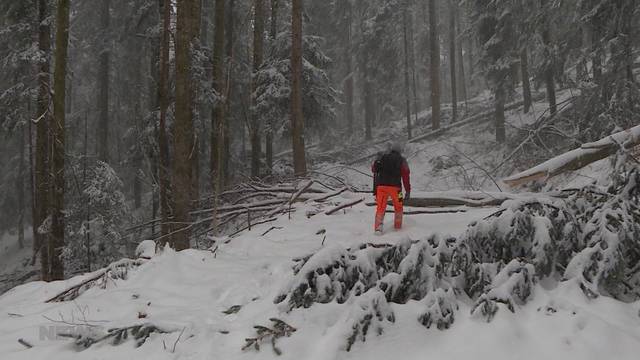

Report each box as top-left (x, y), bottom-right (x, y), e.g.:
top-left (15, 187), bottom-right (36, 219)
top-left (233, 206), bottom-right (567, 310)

top-left (313, 187), bottom-right (347, 202)
top-left (325, 198), bottom-right (365, 215)
top-left (46, 259), bottom-right (145, 303)
top-left (18, 338), bottom-right (33, 349)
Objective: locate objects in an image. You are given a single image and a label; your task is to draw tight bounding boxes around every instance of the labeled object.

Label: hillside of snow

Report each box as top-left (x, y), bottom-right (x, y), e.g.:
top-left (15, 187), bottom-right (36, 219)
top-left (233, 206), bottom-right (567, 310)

top-left (2, 89), bottom-right (639, 360)
top-left (2, 195), bottom-right (640, 360)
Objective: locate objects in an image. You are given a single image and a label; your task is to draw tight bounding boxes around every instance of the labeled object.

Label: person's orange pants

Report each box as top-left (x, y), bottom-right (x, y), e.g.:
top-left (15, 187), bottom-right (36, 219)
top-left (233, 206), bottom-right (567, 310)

top-left (375, 185), bottom-right (403, 231)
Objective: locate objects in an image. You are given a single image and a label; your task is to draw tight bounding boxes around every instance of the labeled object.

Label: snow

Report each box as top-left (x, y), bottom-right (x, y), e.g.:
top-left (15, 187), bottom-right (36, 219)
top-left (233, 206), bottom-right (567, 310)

top-left (1, 196), bottom-right (639, 359)
top-left (3, 89), bottom-right (639, 359)
top-left (135, 240), bottom-right (156, 259)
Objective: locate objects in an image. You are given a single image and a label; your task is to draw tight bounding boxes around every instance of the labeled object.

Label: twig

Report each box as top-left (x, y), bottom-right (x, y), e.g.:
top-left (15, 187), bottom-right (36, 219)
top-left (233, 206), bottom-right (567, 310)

top-left (261, 226), bottom-right (283, 236)
top-left (18, 338), bottom-right (33, 349)
top-left (325, 198), bottom-right (365, 215)
top-left (171, 327), bottom-right (186, 353)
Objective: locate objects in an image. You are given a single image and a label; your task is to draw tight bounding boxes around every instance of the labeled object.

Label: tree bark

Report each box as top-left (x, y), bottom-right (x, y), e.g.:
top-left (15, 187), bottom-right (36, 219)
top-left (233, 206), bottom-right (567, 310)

top-left (17, 126), bottom-right (25, 249)
top-left (402, 6), bottom-right (412, 139)
top-left (290, 0), bottom-right (307, 176)
top-left (540, 0), bottom-right (556, 115)
top-left (455, 5), bottom-right (467, 107)
top-left (211, 0), bottom-right (226, 191)
top-left (223, 0), bottom-right (235, 185)
top-left (49, 0), bottom-right (70, 281)
top-left (35, 0), bottom-right (51, 277)
top-left (172, 0), bottom-right (198, 250)
top-left (251, 0), bottom-right (265, 178)
top-left (158, 0), bottom-right (172, 242)
top-left (520, 48), bottom-right (532, 113)
top-left (495, 85), bottom-right (506, 143)
top-left (97, 0), bottom-right (110, 163)
top-left (266, 0), bottom-right (278, 173)
top-left (408, 11), bottom-right (420, 126)
top-left (448, 0), bottom-right (457, 121)
top-left (429, 0), bottom-right (441, 130)
top-left (344, 1), bottom-right (354, 134)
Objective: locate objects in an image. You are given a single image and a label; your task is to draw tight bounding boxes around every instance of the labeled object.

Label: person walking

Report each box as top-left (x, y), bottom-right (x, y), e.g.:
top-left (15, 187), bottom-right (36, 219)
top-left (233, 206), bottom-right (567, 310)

top-left (372, 143), bottom-right (411, 234)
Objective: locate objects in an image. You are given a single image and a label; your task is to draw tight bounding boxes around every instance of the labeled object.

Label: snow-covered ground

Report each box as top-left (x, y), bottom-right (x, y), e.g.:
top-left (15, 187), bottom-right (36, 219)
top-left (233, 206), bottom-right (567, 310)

top-left (2, 194), bottom-right (639, 359)
top-left (2, 88), bottom-right (638, 359)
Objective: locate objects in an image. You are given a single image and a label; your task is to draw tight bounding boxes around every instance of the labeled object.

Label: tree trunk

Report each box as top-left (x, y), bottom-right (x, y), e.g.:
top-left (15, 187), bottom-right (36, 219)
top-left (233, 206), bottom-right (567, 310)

top-left (409, 10), bottom-right (420, 129)
top-left (455, 5), bottom-right (467, 108)
top-left (158, 0), bottom-right (172, 242)
top-left (223, 0), bottom-right (235, 185)
top-left (35, 0), bottom-right (51, 276)
top-left (17, 126), bottom-right (25, 249)
top-left (363, 67), bottom-right (373, 141)
top-left (520, 48), bottom-right (532, 113)
top-left (429, 0), bottom-right (441, 130)
top-left (172, 0), bottom-right (198, 250)
top-left (191, 0), bottom-right (202, 204)
top-left (266, 0), bottom-right (278, 173)
top-left (211, 0), bottom-right (226, 191)
top-left (49, 0), bottom-right (70, 281)
top-left (83, 111), bottom-right (91, 271)
top-left (495, 86), bottom-right (506, 143)
top-left (402, 6), bottom-right (412, 139)
top-left (448, 0), bottom-right (457, 122)
top-left (344, 2), bottom-right (354, 134)
top-left (290, 0), bottom-right (307, 176)
top-left (540, 0), bottom-right (556, 115)
top-left (97, 0), bottom-right (110, 163)
top-left (251, 0), bottom-right (265, 178)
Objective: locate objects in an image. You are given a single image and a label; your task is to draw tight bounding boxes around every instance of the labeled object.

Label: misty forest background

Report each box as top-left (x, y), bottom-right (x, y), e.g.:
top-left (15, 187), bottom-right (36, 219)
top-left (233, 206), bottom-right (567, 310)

top-left (0, 0), bottom-right (638, 283)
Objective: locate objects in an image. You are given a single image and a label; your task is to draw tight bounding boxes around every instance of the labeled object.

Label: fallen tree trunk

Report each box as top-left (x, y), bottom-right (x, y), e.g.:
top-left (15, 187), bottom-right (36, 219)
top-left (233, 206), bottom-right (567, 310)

top-left (366, 191), bottom-right (515, 208)
top-left (503, 125), bottom-right (640, 187)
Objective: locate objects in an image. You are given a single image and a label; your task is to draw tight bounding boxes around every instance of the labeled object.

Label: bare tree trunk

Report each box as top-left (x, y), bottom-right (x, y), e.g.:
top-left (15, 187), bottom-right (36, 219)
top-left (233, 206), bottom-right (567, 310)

top-left (409, 10), bottom-right (420, 128)
top-left (97, 0), bottom-right (110, 163)
top-left (429, 0), bottom-right (441, 130)
top-left (520, 48), bottom-right (532, 113)
top-left (172, 0), bottom-right (198, 250)
top-left (191, 0), bottom-right (202, 204)
top-left (540, 0), bottom-right (556, 115)
top-left (17, 126), bottom-right (25, 249)
top-left (158, 0), bottom-right (172, 242)
top-left (83, 111), bottom-right (91, 271)
top-left (495, 86), bottom-right (506, 143)
top-left (402, 6), bottom-right (412, 139)
top-left (344, 1), bottom-right (354, 134)
top-left (211, 0), bottom-right (226, 190)
top-left (455, 4), bottom-right (467, 108)
top-left (448, 0), bottom-right (457, 122)
top-left (35, 0), bottom-right (51, 278)
top-left (49, 0), bottom-right (70, 281)
top-left (290, 0), bottom-right (307, 176)
top-left (223, 0), bottom-right (235, 185)
top-left (266, 0), bottom-right (278, 173)
top-left (363, 67), bottom-right (373, 141)
top-left (251, 0), bottom-right (265, 178)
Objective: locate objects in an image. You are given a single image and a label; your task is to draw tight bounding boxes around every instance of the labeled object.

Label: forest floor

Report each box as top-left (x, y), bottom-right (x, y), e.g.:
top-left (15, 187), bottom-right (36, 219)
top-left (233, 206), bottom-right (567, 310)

top-left (2, 189), bottom-right (640, 359)
top-left (2, 89), bottom-right (639, 359)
